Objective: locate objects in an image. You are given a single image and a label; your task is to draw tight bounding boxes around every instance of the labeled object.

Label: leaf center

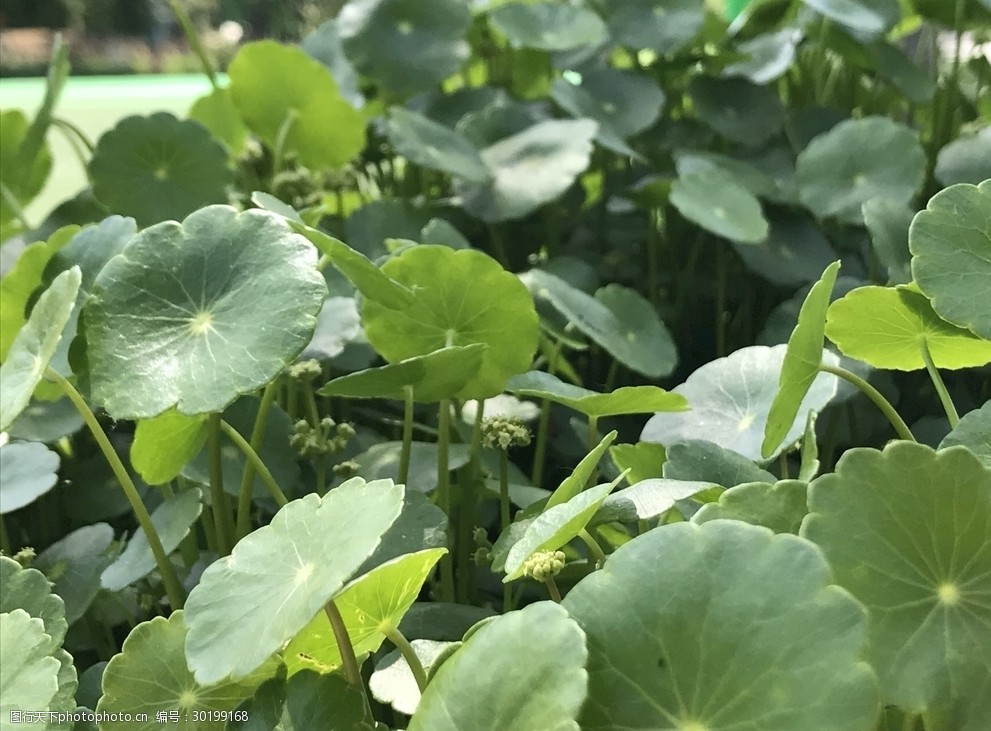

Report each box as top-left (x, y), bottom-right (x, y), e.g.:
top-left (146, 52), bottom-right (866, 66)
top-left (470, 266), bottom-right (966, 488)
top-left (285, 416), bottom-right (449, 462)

top-left (937, 582), bottom-right (960, 606)
top-left (188, 311), bottom-right (215, 336)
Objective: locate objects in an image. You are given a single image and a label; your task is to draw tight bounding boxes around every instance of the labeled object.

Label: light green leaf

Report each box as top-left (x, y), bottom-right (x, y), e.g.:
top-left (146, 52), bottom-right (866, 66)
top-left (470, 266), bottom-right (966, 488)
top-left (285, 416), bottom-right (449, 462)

top-left (362, 245), bottom-right (539, 398)
top-left (34, 524), bottom-right (115, 625)
top-left (228, 41), bottom-right (365, 169)
top-left (183, 477), bottom-right (402, 685)
top-left (603, 0), bottom-right (704, 56)
top-left (0, 110), bottom-right (52, 227)
top-left (0, 267), bottom-right (81, 432)
top-left (339, 0), bottom-right (471, 95)
top-left (505, 478), bottom-right (620, 581)
top-left (525, 271), bottom-right (677, 377)
top-left (386, 107), bottom-right (490, 183)
top-left (688, 76), bottom-right (785, 147)
top-left (609, 442), bottom-right (665, 483)
top-left (643, 345), bottom-right (839, 462)
top-left (934, 128), bottom-right (991, 187)
top-left (131, 409), bottom-right (209, 485)
top-left (188, 86), bottom-right (248, 154)
top-left (797, 117), bottom-right (925, 224)
top-left (101, 488), bottom-right (202, 591)
top-left (320, 345), bottom-right (486, 403)
top-left (799, 409), bottom-right (820, 481)
top-left (507, 370), bottom-right (686, 418)
top-left (563, 520), bottom-right (879, 731)
top-left (0, 610), bottom-right (60, 728)
top-left (547, 431), bottom-right (618, 509)
top-left (801, 0), bottom-right (900, 37)
top-left (594, 478), bottom-right (716, 524)
top-left (489, 2), bottom-right (607, 51)
top-left (763, 261), bottom-right (840, 458)
top-left (98, 611), bottom-right (276, 731)
top-left (408, 602), bottom-right (587, 731)
top-left (693, 479), bottom-right (808, 533)
top-left (825, 286), bottom-right (991, 370)
top-left (663, 439), bottom-right (776, 486)
top-left (455, 119), bottom-right (597, 222)
top-left (802, 442), bottom-right (991, 727)
top-left (909, 180), bottom-right (991, 341)
top-left (670, 168), bottom-right (769, 243)
top-left (301, 19), bottom-right (364, 107)
top-left (89, 113), bottom-right (232, 228)
top-left (939, 401), bottom-right (991, 469)
top-left (84, 205), bottom-right (327, 419)
top-left (0, 556), bottom-right (67, 647)
top-left (285, 548), bottom-right (446, 675)
top-left (0, 441), bottom-right (60, 514)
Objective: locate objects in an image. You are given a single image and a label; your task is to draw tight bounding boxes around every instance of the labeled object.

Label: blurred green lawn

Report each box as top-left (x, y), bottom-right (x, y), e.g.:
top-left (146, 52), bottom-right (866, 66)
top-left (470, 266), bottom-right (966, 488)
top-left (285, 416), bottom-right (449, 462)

top-left (0, 74), bottom-right (216, 224)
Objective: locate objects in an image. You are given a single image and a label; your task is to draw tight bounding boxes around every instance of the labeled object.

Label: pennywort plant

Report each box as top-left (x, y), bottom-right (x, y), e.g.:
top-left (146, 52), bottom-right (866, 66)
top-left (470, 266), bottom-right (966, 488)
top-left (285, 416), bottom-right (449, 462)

top-left (1, 0), bottom-right (990, 729)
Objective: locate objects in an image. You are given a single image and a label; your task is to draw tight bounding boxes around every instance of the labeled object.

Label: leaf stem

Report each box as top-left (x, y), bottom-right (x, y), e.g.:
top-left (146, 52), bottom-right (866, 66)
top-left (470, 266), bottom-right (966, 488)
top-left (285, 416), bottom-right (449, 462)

top-left (499, 449), bottom-right (511, 533)
top-left (167, 0), bottom-right (219, 89)
top-left (398, 386), bottom-right (414, 486)
top-left (578, 528), bottom-right (607, 568)
top-left (817, 363), bottom-right (915, 442)
top-left (324, 600), bottom-right (364, 689)
top-left (384, 626), bottom-right (428, 692)
top-left (235, 381), bottom-right (279, 540)
top-left (46, 368), bottom-right (185, 609)
top-left (220, 418), bottom-right (288, 507)
top-left (436, 399), bottom-right (455, 602)
top-left (586, 415), bottom-right (599, 485)
top-left (531, 338), bottom-right (562, 487)
top-left (920, 341), bottom-right (959, 429)
top-left (456, 402), bottom-right (485, 604)
top-left (544, 575), bottom-right (562, 602)
top-left (272, 110), bottom-right (298, 179)
top-left (208, 414), bottom-right (235, 554)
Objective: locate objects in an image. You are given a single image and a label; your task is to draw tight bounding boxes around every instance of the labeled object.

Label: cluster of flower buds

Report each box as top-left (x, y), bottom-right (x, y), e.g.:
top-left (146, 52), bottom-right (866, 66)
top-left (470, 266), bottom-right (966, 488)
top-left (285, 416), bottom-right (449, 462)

top-left (521, 549), bottom-right (567, 582)
top-left (481, 416), bottom-right (532, 450)
top-left (332, 460), bottom-right (360, 479)
top-left (10, 546), bottom-right (35, 568)
top-left (286, 359), bottom-right (322, 383)
top-left (290, 418), bottom-right (355, 459)
top-left (472, 527), bottom-right (493, 566)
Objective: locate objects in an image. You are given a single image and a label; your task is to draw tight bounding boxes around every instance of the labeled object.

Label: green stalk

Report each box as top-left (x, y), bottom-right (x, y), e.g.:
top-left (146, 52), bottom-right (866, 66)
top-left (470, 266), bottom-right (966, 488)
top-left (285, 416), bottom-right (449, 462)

top-left (920, 341), bottom-right (959, 428)
top-left (578, 528), bottom-right (607, 568)
top-left (818, 363), bottom-right (915, 442)
top-left (456, 403), bottom-right (485, 604)
top-left (199, 503), bottom-right (218, 554)
top-left (399, 386), bottom-right (415, 485)
top-left (220, 419), bottom-right (288, 507)
top-left (0, 182), bottom-right (34, 231)
top-left (531, 337), bottom-right (563, 487)
top-left (271, 110), bottom-right (299, 180)
top-left (51, 116), bottom-right (95, 153)
top-left (436, 399), bottom-right (455, 602)
top-left (167, 0), bottom-right (219, 89)
top-left (46, 368), bottom-right (185, 609)
top-left (324, 600), bottom-right (365, 691)
top-left (586, 415), bottom-right (600, 485)
top-left (384, 626), bottom-right (428, 692)
top-left (0, 515), bottom-right (11, 555)
top-left (235, 381), bottom-right (279, 540)
top-left (646, 208), bottom-right (662, 307)
top-left (544, 575), bottom-right (563, 603)
top-left (208, 414), bottom-right (234, 555)
top-left (499, 449), bottom-right (511, 533)
top-left (779, 452), bottom-right (790, 480)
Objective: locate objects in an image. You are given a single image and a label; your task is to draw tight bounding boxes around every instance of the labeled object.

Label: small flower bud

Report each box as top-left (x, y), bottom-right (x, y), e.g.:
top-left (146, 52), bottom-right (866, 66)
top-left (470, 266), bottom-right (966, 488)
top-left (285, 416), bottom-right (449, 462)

top-left (333, 460), bottom-right (359, 478)
top-left (11, 546), bottom-right (36, 567)
top-left (521, 549), bottom-right (566, 582)
top-left (481, 416), bottom-right (532, 450)
top-left (287, 359), bottom-right (323, 383)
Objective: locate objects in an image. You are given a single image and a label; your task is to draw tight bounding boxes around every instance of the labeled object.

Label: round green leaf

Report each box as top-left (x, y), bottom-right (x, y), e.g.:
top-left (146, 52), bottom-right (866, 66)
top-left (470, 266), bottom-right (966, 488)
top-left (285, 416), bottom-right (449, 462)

top-left (455, 119), bottom-right (597, 222)
top-left (230, 669), bottom-right (374, 731)
top-left (909, 180), bottom-right (991, 341)
top-left (553, 69), bottom-right (665, 140)
top-left (386, 107), bottom-right (490, 183)
top-left (825, 286), bottom-right (991, 370)
top-left (131, 409), bottom-right (209, 485)
top-left (0, 610), bottom-right (60, 726)
top-left (0, 441), bottom-right (60, 514)
top-left (0, 556), bottom-right (67, 647)
top-left (362, 245), bottom-right (539, 399)
top-left (43, 215), bottom-right (137, 294)
top-left (285, 548), bottom-right (446, 675)
top-left (489, 2), bottom-right (607, 51)
top-left (183, 477), bottom-right (403, 685)
top-left (563, 520), bottom-right (878, 731)
top-left (863, 197), bottom-right (914, 285)
top-left (663, 439), bottom-right (776, 486)
top-left (940, 401), bottom-right (991, 469)
top-left (670, 168), bottom-right (769, 243)
top-left (802, 0), bottom-right (900, 37)
top-left (188, 86), bottom-right (249, 154)
top-left (507, 370), bottom-right (686, 417)
top-left (693, 479), bottom-right (808, 533)
top-left (723, 27), bottom-right (802, 84)
top-left (688, 76), bottom-right (785, 147)
top-left (0, 267), bottom-right (81, 432)
top-left (35, 524), bottom-right (115, 625)
top-left (603, 0), bottom-right (704, 55)
top-left (934, 128), bottom-right (991, 187)
top-left (504, 478), bottom-right (619, 581)
top-left (763, 261), bottom-right (840, 458)
top-left (7, 397), bottom-right (82, 444)
top-left (84, 205), bottom-right (327, 419)
top-left (370, 639), bottom-right (458, 716)
top-left (643, 345), bottom-right (840, 462)
top-left (228, 41), bottom-right (365, 170)
top-left (408, 602), bottom-right (587, 731)
top-left (733, 211), bottom-right (836, 286)
top-left (796, 117), bottom-right (925, 224)
top-left (338, 0), bottom-right (471, 95)
top-left (593, 478), bottom-right (716, 524)
top-left (89, 113), bottom-right (232, 228)
top-left (525, 271), bottom-right (677, 377)
top-left (320, 344), bottom-right (486, 403)
top-left (101, 488), bottom-right (202, 591)
top-left (352, 441), bottom-right (471, 494)
top-left (802, 442), bottom-right (991, 726)
top-left (98, 611), bottom-right (276, 731)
